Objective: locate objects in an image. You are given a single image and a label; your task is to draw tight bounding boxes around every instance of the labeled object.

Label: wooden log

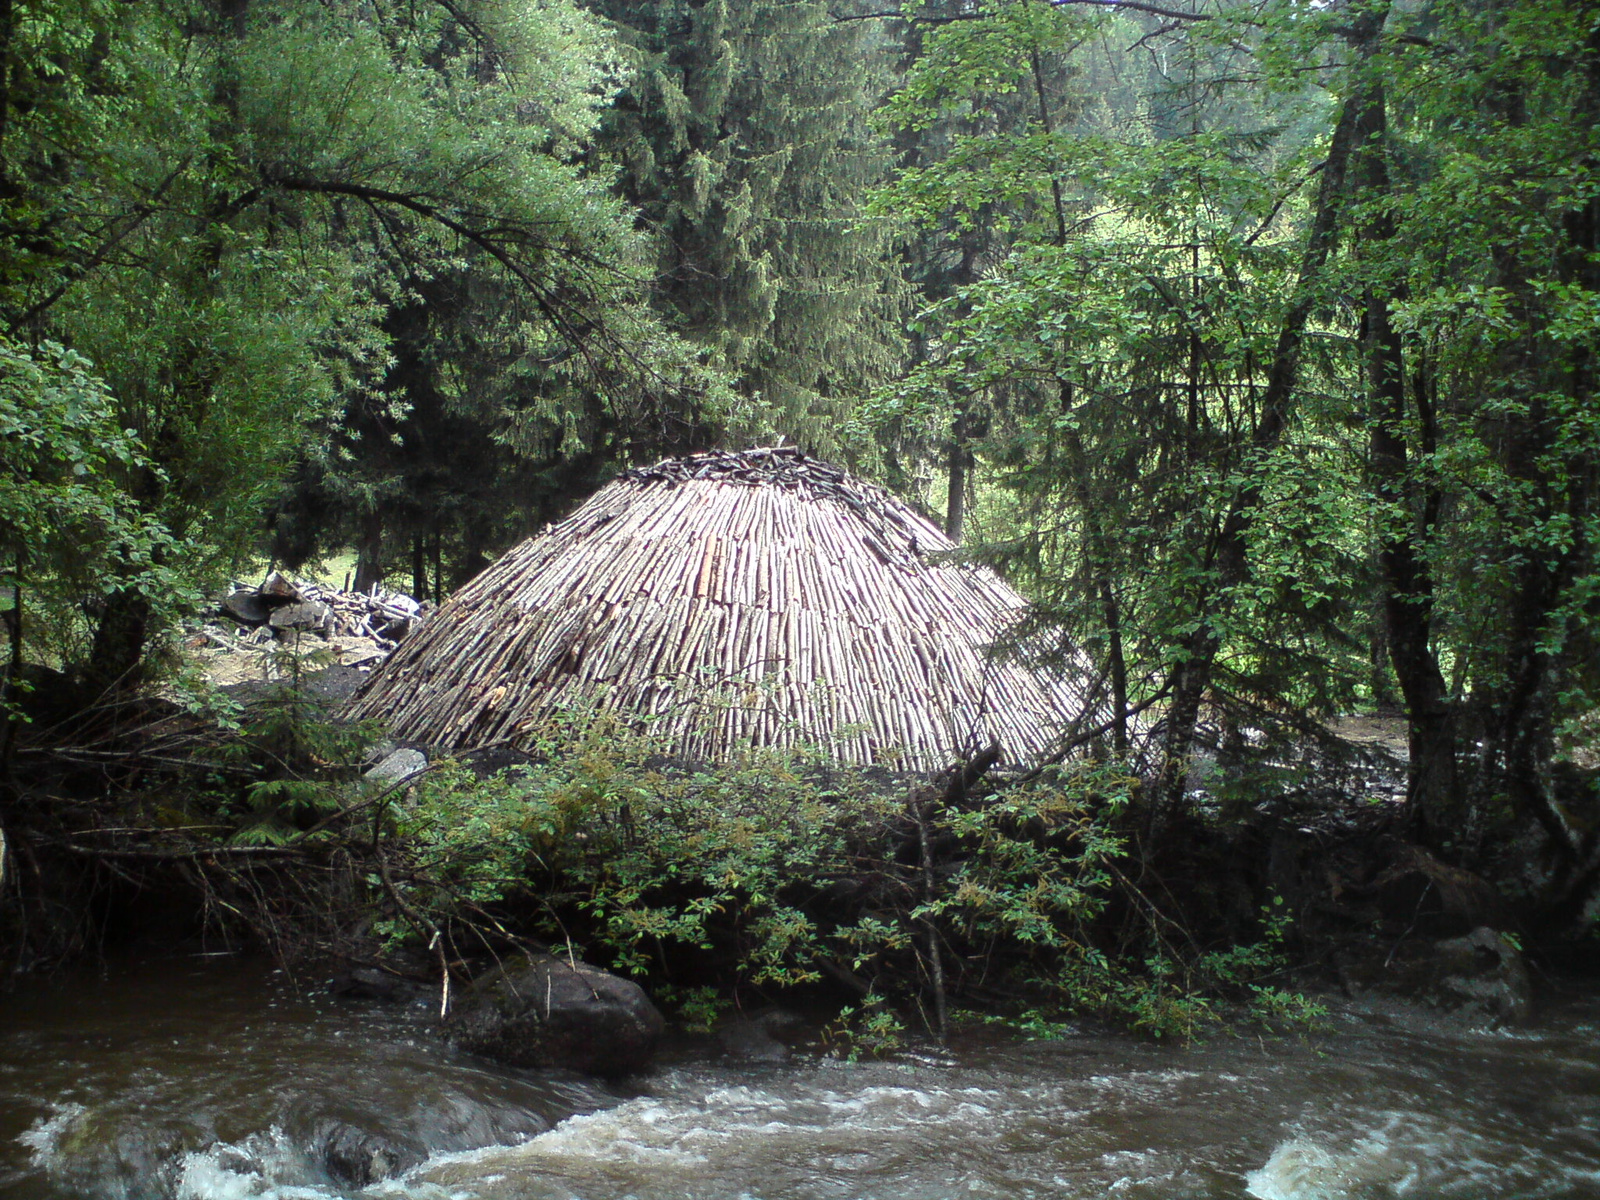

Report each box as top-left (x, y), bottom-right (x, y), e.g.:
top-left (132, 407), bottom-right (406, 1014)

top-left (259, 571), bottom-right (303, 603)
top-left (221, 591), bottom-right (272, 626)
top-left (269, 601), bottom-right (330, 632)
top-left (344, 447), bottom-right (1104, 771)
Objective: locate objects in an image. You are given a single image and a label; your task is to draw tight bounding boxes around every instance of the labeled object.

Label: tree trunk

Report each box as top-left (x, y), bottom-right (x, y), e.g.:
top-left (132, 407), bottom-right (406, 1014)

top-left (2, 554), bottom-right (21, 778)
top-left (945, 402), bottom-right (968, 544)
top-left (1472, 21), bottom-right (1599, 881)
top-left (353, 511), bottom-right (384, 595)
top-left (0, 0), bottom-right (14, 177)
top-left (1367, 590), bottom-right (1399, 710)
top-left (1058, 385), bottom-right (1130, 756)
top-left (1351, 74), bottom-right (1458, 841)
top-left (412, 531), bottom-right (427, 601)
top-left (432, 527), bottom-right (445, 603)
top-left (1154, 645), bottom-right (1212, 819)
top-left (85, 588), bottom-right (151, 699)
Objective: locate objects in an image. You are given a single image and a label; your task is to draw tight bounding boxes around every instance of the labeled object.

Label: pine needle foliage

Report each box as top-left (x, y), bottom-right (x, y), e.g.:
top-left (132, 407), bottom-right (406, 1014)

top-left (590, 0), bottom-right (910, 457)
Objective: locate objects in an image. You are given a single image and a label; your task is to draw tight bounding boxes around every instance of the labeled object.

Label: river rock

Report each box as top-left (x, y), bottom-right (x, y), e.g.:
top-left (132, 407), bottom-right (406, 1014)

top-left (716, 1010), bottom-right (804, 1061)
top-left (1428, 926), bottom-right (1534, 1023)
top-left (316, 1122), bottom-right (417, 1187)
top-left (449, 955), bottom-right (665, 1077)
top-left (328, 965), bottom-right (431, 1005)
top-left (365, 747), bottom-right (428, 785)
top-left (1339, 925), bottom-right (1532, 1025)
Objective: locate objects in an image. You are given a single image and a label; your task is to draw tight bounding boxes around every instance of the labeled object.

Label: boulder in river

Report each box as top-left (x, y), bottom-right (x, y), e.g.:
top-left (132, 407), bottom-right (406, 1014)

top-left (449, 955), bottom-right (665, 1077)
top-left (327, 965), bottom-right (431, 1005)
top-left (1427, 926), bottom-right (1534, 1024)
top-left (715, 1009), bottom-right (805, 1061)
top-left (316, 1121), bottom-right (417, 1188)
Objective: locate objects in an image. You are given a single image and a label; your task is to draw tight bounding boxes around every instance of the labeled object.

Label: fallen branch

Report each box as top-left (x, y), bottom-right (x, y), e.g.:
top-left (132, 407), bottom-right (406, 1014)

top-left (59, 842), bottom-right (314, 860)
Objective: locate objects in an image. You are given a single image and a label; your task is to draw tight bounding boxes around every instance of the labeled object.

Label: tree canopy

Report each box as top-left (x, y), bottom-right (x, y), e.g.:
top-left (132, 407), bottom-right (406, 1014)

top-left (2, 0), bottom-right (1597, 922)
top-left (2, 0), bottom-right (726, 674)
top-left (868, 0), bottom-right (1600, 911)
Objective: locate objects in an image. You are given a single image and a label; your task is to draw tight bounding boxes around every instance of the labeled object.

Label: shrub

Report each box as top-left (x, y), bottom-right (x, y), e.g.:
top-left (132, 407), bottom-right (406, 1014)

top-left (380, 713), bottom-right (1314, 1039)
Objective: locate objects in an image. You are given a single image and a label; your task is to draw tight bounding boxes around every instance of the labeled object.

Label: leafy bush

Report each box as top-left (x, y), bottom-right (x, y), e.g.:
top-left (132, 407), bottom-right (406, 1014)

top-left (133, 699), bottom-right (1316, 1041)
top-left (375, 712), bottom-right (1314, 1039)
top-left (0, 338), bottom-right (183, 680)
top-left (391, 715), bottom-right (905, 984)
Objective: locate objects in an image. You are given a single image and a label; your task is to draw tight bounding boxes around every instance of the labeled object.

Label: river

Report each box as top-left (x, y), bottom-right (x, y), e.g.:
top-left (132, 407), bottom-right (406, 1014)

top-left (3, 954), bottom-right (1598, 1199)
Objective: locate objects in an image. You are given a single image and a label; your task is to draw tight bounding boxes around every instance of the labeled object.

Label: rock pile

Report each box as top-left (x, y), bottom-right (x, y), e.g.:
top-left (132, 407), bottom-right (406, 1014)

top-left (182, 573), bottom-right (431, 689)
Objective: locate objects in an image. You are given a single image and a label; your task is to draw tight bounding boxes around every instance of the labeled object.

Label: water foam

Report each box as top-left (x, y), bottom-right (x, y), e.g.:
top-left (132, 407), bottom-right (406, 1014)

top-left (1246, 1109), bottom-right (1600, 1200)
top-left (1245, 1139), bottom-right (1358, 1200)
top-left (17, 1102), bottom-right (89, 1169)
top-left (173, 1127), bottom-right (329, 1200)
top-left (515, 1098), bottom-right (709, 1165)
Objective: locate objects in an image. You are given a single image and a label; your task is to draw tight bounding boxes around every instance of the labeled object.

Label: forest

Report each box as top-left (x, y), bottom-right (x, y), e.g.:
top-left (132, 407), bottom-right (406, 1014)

top-left (1, 0), bottom-right (1598, 1041)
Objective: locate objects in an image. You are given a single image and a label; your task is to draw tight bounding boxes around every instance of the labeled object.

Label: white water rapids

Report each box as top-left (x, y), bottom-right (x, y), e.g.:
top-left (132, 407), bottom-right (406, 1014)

top-left (4, 956), bottom-right (1600, 1199)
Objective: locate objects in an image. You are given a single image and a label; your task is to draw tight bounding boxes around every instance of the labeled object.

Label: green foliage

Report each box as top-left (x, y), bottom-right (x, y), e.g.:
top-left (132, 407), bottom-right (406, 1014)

top-left (655, 984), bottom-right (730, 1033)
top-left (371, 714), bottom-right (1310, 1040)
top-left (868, 0), bottom-right (1367, 790)
top-left (1049, 951), bottom-right (1218, 1041)
top-left (2, 0), bottom-right (730, 676)
top-left (0, 338), bottom-right (183, 673)
top-left (397, 718), bottom-right (906, 983)
top-left (594, 0), bottom-right (908, 457)
top-left (1367, 0), bottom-right (1600, 791)
top-left (871, 0), bottom-right (1600, 890)
top-left (821, 1000), bottom-right (907, 1061)
top-left (1023, 921), bottom-right (1323, 1041)
top-left (924, 768), bottom-right (1131, 949)
top-left (12, 0), bottom-right (1597, 1004)
top-left (209, 683), bottom-right (381, 845)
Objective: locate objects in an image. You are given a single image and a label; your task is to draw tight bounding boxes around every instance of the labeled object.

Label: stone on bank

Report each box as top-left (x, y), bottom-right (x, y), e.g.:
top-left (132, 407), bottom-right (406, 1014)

top-left (448, 955), bottom-right (665, 1077)
top-left (1339, 925), bottom-right (1533, 1026)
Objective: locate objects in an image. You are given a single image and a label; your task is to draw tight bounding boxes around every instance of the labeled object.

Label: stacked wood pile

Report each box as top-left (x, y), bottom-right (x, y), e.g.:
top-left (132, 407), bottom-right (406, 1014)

top-left (190, 574), bottom-right (429, 682)
top-left (220, 573), bottom-right (426, 645)
top-left (346, 447), bottom-right (1096, 771)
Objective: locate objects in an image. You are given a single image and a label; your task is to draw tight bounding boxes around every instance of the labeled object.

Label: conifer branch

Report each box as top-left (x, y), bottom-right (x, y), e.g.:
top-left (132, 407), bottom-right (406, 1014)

top-left (267, 175), bottom-right (611, 381)
top-left (833, 0), bottom-right (1212, 24)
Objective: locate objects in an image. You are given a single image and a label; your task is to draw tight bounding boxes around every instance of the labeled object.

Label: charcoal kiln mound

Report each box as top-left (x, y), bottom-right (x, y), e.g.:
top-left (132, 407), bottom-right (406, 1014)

top-left (345, 448), bottom-right (1091, 771)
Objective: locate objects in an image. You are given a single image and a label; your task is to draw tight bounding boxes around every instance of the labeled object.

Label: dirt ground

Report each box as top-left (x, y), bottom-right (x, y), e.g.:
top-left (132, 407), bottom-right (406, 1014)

top-left (1327, 714), bottom-right (1410, 759)
top-left (175, 627), bottom-right (388, 692)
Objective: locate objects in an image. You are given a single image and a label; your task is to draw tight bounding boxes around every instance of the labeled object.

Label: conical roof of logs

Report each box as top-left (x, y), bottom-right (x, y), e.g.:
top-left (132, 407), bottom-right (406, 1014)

top-left (347, 447), bottom-right (1090, 770)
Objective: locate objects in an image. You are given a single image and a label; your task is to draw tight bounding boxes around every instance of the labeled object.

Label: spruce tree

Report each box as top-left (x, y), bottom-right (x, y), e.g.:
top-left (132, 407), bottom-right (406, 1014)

top-left (0, 0), bottom-right (722, 677)
top-left (588, 0), bottom-right (908, 458)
